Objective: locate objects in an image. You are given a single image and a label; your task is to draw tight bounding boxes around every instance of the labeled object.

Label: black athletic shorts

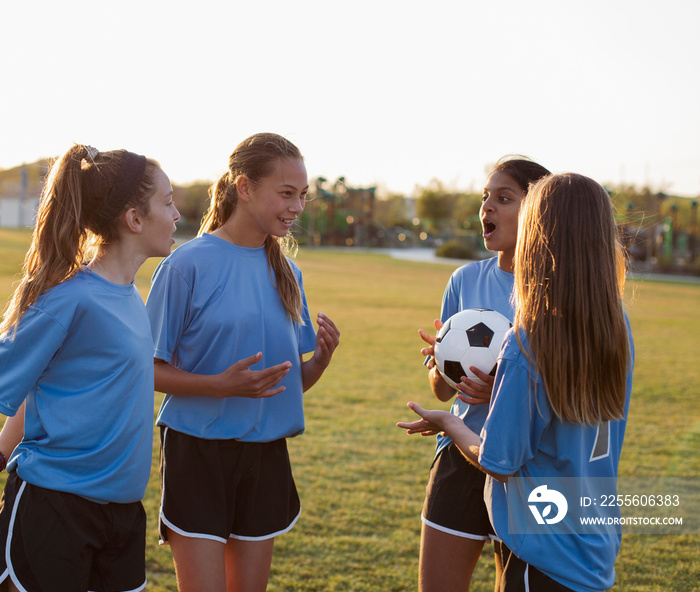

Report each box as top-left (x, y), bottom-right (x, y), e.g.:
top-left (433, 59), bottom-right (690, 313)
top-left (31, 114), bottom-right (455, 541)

top-left (498, 544), bottom-right (575, 591)
top-left (159, 426), bottom-right (301, 544)
top-left (422, 441), bottom-right (494, 540)
top-left (0, 472), bottom-right (146, 592)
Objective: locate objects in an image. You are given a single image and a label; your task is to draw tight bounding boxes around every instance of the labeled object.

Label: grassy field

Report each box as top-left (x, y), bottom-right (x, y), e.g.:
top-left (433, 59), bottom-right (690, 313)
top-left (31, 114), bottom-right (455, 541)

top-left (0, 228), bottom-right (698, 591)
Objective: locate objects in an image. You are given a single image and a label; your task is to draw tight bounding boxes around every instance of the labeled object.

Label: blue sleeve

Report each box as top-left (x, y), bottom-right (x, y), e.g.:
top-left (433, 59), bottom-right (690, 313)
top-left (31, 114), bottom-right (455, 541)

top-left (146, 261), bottom-right (192, 364)
top-left (0, 308), bottom-right (68, 415)
top-left (478, 356), bottom-right (552, 475)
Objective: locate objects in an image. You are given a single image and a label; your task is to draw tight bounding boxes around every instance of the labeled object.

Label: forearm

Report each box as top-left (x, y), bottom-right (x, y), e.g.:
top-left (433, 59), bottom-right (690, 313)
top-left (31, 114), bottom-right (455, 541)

top-left (154, 359), bottom-right (221, 398)
top-left (429, 365), bottom-right (457, 402)
top-left (440, 413), bottom-right (481, 463)
top-left (301, 355), bottom-right (326, 392)
top-left (0, 401), bottom-right (26, 462)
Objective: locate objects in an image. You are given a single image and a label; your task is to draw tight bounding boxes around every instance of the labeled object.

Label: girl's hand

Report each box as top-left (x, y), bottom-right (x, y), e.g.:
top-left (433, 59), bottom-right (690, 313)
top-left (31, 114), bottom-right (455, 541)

top-left (312, 313), bottom-right (340, 368)
top-left (420, 319), bottom-right (458, 402)
top-left (418, 319), bottom-right (443, 368)
top-left (396, 401), bottom-right (457, 437)
top-left (455, 367), bottom-right (495, 406)
top-left (217, 353), bottom-right (292, 398)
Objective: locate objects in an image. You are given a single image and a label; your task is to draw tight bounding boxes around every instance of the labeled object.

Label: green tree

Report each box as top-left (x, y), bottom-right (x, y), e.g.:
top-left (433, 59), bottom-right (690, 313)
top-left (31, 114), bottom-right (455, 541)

top-left (374, 193), bottom-right (413, 228)
top-left (172, 182), bottom-right (210, 234)
top-left (453, 192), bottom-right (482, 229)
top-left (415, 179), bottom-right (457, 230)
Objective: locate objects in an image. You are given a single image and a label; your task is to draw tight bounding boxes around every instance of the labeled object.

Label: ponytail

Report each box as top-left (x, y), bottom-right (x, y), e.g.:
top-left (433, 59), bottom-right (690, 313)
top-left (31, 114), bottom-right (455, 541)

top-left (198, 172), bottom-right (235, 235)
top-left (198, 133), bottom-right (305, 323)
top-left (0, 144), bottom-right (160, 338)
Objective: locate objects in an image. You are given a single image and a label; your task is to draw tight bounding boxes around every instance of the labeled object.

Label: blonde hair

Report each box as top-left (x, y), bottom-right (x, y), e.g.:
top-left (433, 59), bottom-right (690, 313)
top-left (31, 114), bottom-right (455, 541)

top-left (199, 133), bottom-right (304, 323)
top-left (513, 173), bottom-right (629, 424)
top-left (0, 144), bottom-right (161, 337)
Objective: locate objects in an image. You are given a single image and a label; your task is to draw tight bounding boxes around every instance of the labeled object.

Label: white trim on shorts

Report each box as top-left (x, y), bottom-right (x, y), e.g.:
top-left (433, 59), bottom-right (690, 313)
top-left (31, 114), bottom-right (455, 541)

top-left (229, 507), bottom-right (301, 542)
top-left (421, 514), bottom-right (491, 541)
top-left (5, 479), bottom-right (28, 592)
top-left (160, 504), bottom-right (302, 545)
top-left (159, 513), bottom-right (229, 545)
top-left (524, 564), bottom-right (531, 592)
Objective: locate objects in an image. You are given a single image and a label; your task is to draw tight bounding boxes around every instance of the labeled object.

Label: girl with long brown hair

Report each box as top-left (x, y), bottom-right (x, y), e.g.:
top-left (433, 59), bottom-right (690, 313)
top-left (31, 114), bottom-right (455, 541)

top-left (0, 144), bottom-right (180, 592)
top-left (146, 132), bottom-right (340, 592)
top-left (399, 173), bottom-right (634, 592)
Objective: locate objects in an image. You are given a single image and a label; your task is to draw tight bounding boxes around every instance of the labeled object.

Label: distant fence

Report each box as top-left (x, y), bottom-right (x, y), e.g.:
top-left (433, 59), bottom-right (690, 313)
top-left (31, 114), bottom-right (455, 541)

top-left (0, 196), bottom-right (40, 228)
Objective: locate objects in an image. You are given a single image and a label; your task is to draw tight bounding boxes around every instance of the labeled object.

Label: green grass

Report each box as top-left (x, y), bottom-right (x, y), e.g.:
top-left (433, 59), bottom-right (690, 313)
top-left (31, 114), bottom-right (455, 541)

top-left (1, 229), bottom-right (699, 591)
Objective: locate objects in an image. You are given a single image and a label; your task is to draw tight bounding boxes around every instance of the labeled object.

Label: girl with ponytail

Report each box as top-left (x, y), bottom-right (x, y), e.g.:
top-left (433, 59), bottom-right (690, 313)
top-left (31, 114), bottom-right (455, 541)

top-left (146, 132), bottom-right (340, 591)
top-left (0, 144), bottom-right (180, 592)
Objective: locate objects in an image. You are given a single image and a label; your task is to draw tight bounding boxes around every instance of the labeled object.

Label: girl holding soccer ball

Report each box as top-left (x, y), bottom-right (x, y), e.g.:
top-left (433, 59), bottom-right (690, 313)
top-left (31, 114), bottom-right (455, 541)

top-left (0, 144), bottom-right (180, 591)
top-left (400, 173), bottom-right (633, 591)
top-left (146, 132), bottom-right (340, 592)
top-left (416, 157), bottom-right (550, 592)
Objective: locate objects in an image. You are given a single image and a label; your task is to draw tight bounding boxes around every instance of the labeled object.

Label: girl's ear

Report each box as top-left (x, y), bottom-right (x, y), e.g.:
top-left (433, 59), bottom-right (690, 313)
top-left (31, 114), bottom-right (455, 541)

top-left (236, 175), bottom-right (252, 203)
top-left (123, 207), bottom-right (143, 234)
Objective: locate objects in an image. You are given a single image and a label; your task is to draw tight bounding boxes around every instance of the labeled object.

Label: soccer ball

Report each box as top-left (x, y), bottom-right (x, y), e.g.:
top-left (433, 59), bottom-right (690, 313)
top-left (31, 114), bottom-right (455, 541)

top-left (434, 308), bottom-right (511, 388)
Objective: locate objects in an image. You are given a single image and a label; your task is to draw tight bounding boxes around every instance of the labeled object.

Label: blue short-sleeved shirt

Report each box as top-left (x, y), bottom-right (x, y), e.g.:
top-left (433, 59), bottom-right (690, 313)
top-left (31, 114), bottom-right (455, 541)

top-left (435, 256), bottom-right (514, 456)
top-left (0, 269), bottom-right (154, 504)
top-left (146, 234), bottom-right (317, 442)
top-left (479, 322), bottom-right (634, 592)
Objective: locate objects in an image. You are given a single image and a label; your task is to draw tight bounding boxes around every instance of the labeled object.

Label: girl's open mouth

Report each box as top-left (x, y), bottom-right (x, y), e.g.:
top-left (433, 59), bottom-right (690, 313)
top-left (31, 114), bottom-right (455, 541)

top-left (483, 220), bottom-right (496, 238)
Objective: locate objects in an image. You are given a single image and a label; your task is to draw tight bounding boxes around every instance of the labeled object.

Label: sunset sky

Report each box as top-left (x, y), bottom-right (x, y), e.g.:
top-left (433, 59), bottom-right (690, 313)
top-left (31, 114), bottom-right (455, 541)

top-left (2, 0), bottom-right (699, 197)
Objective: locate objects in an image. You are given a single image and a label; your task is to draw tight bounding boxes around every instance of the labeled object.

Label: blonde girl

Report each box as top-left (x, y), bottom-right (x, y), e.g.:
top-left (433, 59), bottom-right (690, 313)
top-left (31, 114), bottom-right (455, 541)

top-left (146, 133), bottom-right (340, 592)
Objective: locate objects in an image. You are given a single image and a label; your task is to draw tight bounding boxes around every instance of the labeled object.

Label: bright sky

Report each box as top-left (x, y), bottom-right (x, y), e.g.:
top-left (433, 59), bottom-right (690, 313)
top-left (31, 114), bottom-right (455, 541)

top-left (2, 0), bottom-right (699, 197)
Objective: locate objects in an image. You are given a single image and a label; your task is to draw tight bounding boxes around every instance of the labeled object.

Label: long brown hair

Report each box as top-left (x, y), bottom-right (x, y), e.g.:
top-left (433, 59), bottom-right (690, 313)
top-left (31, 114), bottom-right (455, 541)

top-left (0, 144), bottom-right (161, 337)
top-left (513, 173), bottom-right (629, 424)
top-left (199, 133), bottom-right (304, 323)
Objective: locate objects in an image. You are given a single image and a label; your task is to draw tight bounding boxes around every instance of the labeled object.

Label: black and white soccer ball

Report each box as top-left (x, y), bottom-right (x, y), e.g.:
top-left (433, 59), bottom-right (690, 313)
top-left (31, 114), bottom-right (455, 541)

top-left (434, 308), bottom-right (511, 388)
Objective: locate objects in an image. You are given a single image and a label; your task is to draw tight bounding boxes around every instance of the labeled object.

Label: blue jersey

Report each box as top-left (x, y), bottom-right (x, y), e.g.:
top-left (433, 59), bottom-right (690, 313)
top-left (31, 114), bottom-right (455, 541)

top-left (435, 256), bottom-right (514, 456)
top-left (146, 234), bottom-right (317, 442)
top-left (479, 322), bottom-right (634, 592)
top-left (0, 269), bottom-right (154, 504)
